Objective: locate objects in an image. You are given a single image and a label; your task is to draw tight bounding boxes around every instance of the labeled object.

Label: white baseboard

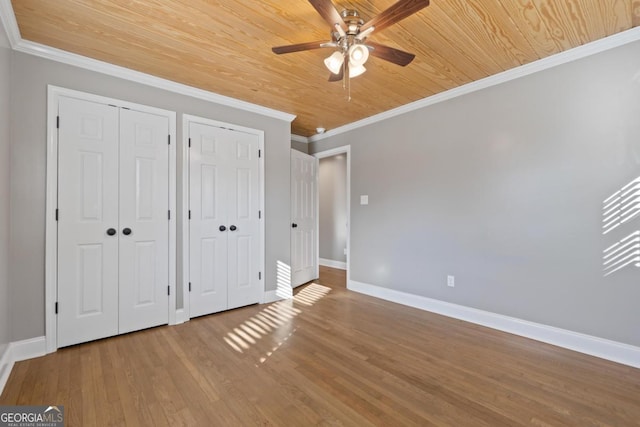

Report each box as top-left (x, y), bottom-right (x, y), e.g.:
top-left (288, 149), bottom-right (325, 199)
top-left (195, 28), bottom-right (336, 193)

top-left (348, 280), bottom-right (640, 369)
top-left (0, 336), bottom-right (47, 396)
top-left (262, 290), bottom-right (286, 304)
top-left (0, 343), bottom-right (12, 396)
top-left (11, 336), bottom-right (47, 362)
top-left (319, 258), bottom-right (347, 270)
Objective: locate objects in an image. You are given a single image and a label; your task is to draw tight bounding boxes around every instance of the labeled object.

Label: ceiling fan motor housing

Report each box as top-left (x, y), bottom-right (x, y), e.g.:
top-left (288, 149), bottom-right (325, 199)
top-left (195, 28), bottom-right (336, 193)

top-left (341, 9), bottom-right (364, 34)
top-left (331, 9), bottom-right (367, 51)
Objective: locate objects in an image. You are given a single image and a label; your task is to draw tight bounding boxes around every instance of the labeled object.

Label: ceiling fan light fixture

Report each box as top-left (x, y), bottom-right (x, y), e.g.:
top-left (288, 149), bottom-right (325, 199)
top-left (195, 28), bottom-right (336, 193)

top-left (349, 64), bottom-right (366, 78)
top-left (348, 44), bottom-right (369, 67)
top-left (324, 51), bottom-right (344, 74)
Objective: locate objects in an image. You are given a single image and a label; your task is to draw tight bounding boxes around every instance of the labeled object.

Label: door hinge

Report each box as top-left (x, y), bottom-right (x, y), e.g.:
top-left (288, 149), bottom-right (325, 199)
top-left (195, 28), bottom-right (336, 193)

top-left (188, 210), bottom-right (191, 220)
top-left (258, 210), bottom-right (261, 219)
top-left (168, 210), bottom-right (171, 220)
top-left (56, 116), bottom-right (59, 129)
top-left (189, 282), bottom-right (192, 292)
top-left (55, 209), bottom-right (59, 221)
top-left (167, 286), bottom-right (170, 296)
top-left (258, 149), bottom-right (261, 158)
top-left (55, 302), bottom-right (58, 314)
top-left (259, 272), bottom-right (262, 280)
top-left (188, 138), bottom-right (191, 148)
top-left (168, 134), bottom-right (171, 145)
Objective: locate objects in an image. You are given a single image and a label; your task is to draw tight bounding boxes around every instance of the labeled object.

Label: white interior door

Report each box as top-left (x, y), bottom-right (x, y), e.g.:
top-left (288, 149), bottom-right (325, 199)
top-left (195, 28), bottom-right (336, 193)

top-left (189, 121), bottom-right (261, 317)
top-left (189, 122), bottom-right (229, 317)
top-left (57, 96), bottom-right (170, 347)
top-left (227, 130), bottom-right (261, 309)
top-left (118, 109), bottom-right (170, 333)
top-left (291, 149), bottom-right (318, 287)
top-left (57, 97), bottom-right (119, 347)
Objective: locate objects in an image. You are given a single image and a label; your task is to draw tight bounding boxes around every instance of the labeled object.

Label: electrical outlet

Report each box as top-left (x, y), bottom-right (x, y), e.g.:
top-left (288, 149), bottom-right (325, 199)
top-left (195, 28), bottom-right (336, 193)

top-left (447, 275), bottom-right (455, 287)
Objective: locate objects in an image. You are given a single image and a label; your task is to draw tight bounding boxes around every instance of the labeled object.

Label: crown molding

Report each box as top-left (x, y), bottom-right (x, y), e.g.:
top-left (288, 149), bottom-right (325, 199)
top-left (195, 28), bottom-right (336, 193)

top-left (309, 26), bottom-right (640, 143)
top-left (0, 0), bottom-right (295, 123)
top-left (291, 134), bottom-right (310, 143)
top-left (4, 0), bottom-right (640, 137)
top-left (14, 39), bottom-right (296, 122)
top-left (0, 0), bottom-right (19, 48)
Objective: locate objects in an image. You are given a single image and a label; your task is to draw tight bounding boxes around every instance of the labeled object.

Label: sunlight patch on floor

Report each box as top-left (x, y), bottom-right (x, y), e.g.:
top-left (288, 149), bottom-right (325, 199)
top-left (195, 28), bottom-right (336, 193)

top-left (294, 283), bottom-right (331, 306)
top-left (222, 282), bottom-right (332, 365)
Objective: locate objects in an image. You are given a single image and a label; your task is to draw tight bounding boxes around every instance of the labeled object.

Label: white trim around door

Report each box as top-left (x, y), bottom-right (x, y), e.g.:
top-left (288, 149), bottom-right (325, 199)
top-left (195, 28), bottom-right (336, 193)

top-left (313, 145), bottom-right (351, 285)
top-left (181, 114), bottom-right (266, 319)
top-left (45, 85), bottom-right (177, 353)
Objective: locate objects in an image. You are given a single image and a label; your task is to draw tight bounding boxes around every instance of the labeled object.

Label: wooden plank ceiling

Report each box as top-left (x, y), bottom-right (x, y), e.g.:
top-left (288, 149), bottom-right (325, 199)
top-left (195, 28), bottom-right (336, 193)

top-left (11, 0), bottom-right (640, 136)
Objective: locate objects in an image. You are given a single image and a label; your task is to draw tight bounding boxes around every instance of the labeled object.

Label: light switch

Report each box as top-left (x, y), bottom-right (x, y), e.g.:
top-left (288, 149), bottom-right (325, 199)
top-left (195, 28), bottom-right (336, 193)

top-left (360, 195), bottom-right (369, 205)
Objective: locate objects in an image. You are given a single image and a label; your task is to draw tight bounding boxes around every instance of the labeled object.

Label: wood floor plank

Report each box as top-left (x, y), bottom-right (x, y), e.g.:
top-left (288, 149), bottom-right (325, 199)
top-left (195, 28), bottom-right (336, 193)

top-left (2, 265), bottom-right (639, 426)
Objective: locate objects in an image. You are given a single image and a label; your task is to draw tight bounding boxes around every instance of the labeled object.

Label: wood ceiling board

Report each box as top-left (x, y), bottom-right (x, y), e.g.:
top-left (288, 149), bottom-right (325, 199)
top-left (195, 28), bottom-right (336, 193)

top-left (632, 1), bottom-right (640, 28)
top-left (423, 3), bottom-right (507, 77)
top-left (441, 0), bottom-right (533, 69)
top-left (10, 0), bottom-right (637, 136)
top-left (496, 1), bottom-right (563, 58)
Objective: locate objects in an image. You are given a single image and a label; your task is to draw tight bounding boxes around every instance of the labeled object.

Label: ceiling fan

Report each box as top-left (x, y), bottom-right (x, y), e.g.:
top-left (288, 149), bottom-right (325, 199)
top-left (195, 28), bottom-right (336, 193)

top-left (272, 0), bottom-right (430, 82)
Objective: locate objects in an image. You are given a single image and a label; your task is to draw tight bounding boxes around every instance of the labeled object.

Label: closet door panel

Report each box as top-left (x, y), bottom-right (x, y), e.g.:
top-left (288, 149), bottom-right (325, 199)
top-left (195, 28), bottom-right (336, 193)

top-left (57, 97), bottom-right (119, 347)
top-left (118, 108), bottom-right (170, 333)
top-left (227, 130), bottom-right (261, 309)
top-left (189, 123), bottom-right (229, 317)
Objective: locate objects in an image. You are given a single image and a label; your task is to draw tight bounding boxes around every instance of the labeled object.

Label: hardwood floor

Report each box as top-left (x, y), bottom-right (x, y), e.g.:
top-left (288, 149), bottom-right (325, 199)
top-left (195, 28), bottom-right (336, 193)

top-left (2, 266), bottom-right (640, 426)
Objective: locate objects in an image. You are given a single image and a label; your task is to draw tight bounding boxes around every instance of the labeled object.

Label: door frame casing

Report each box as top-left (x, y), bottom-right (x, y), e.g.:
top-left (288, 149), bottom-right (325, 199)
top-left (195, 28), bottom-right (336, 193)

top-left (313, 145), bottom-right (351, 284)
top-left (45, 85), bottom-right (177, 353)
top-left (181, 114), bottom-right (266, 320)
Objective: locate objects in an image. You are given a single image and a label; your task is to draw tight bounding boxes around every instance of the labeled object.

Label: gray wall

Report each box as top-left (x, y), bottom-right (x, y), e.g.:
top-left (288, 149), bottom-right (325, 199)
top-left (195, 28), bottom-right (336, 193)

top-left (0, 36), bottom-right (11, 352)
top-left (9, 52), bottom-right (291, 341)
top-left (319, 155), bottom-right (347, 263)
top-left (310, 40), bottom-right (640, 347)
top-left (291, 139), bottom-right (309, 154)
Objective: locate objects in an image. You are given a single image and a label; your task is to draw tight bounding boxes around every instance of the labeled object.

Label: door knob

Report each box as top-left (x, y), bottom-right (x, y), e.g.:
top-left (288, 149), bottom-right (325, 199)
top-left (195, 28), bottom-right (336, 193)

top-left (122, 228), bottom-right (132, 236)
top-left (292, 223), bottom-right (298, 228)
top-left (106, 228), bottom-right (117, 236)
top-left (219, 225), bottom-right (227, 232)
top-left (229, 225), bottom-right (237, 231)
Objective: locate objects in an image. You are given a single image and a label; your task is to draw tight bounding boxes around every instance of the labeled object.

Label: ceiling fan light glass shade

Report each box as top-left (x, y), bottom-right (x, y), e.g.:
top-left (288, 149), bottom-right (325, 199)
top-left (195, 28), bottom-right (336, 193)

top-left (349, 64), bottom-right (366, 78)
top-left (348, 44), bottom-right (369, 67)
top-left (324, 51), bottom-right (344, 75)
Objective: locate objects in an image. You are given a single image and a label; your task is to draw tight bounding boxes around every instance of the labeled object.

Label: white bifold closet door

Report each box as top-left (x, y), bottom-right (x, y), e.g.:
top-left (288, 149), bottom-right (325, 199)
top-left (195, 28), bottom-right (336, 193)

top-left (189, 121), bottom-right (261, 318)
top-left (57, 96), bottom-right (170, 347)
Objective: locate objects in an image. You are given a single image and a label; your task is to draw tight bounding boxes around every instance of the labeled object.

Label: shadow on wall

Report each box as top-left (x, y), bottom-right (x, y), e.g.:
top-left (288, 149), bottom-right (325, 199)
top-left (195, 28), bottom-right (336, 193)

top-left (603, 176), bottom-right (640, 276)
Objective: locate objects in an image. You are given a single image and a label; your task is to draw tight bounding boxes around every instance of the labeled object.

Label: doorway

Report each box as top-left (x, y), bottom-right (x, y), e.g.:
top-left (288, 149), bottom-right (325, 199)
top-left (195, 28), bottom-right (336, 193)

top-left (314, 145), bottom-right (351, 284)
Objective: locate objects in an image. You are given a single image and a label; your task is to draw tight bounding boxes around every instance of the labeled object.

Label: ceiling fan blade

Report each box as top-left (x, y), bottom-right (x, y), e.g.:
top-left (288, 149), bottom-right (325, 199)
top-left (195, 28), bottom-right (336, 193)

top-left (360, 0), bottom-right (429, 33)
top-left (367, 41), bottom-right (416, 66)
top-left (272, 41), bottom-right (330, 54)
top-left (308, 0), bottom-right (347, 32)
top-left (328, 66), bottom-right (344, 82)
